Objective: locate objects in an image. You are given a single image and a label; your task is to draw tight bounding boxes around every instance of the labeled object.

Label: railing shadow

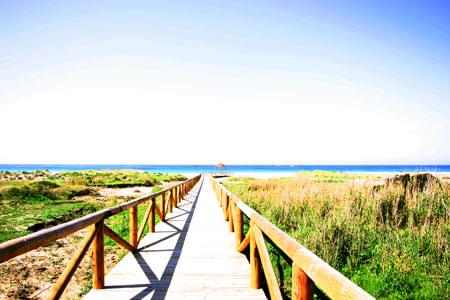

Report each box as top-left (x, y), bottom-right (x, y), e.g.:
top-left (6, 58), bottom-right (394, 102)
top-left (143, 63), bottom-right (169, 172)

top-left (105, 176), bottom-right (204, 300)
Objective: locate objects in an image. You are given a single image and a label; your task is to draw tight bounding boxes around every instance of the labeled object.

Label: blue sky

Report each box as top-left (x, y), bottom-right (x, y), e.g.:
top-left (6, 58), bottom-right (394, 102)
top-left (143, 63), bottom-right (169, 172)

top-left (0, 1), bottom-right (449, 164)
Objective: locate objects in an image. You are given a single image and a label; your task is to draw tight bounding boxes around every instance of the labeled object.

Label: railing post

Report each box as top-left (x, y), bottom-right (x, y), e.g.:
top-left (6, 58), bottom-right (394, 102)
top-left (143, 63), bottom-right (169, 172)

top-left (169, 189), bottom-right (173, 213)
top-left (250, 222), bottom-right (261, 289)
top-left (161, 192), bottom-right (166, 220)
top-left (235, 205), bottom-right (243, 251)
top-left (93, 220), bottom-right (104, 289)
top-left (292, 263), bottom-right (313, 300)
top-left (129, 206), bottom-right (138, 248)
top-left (228, 200), bottom-right (234, 232)
top-left (224, 193), bottom-right (229, 221)
top-left (150, 198), bottom-right (156, 232)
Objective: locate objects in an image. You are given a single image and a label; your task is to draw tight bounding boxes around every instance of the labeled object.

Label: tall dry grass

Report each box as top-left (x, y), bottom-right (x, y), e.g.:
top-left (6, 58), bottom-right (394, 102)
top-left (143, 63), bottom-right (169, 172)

top-left (225, 174), bottom-right (449, 299)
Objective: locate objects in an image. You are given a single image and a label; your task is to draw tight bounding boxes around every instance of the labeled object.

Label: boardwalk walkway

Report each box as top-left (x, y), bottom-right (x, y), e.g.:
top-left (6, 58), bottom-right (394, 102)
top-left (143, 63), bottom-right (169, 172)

top-left (85, 176), bottom-right (266, 300)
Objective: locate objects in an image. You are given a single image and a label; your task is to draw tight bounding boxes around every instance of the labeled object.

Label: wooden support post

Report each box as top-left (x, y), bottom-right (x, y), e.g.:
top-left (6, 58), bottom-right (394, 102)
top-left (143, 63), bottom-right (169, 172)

top-left (250, 223), bottom-right (261, 289)
top-left (179, 185), bottom-right (182, 204)
top-left (224, 194), bottom-right (229, 221)
top-left (93, 220), bottom-right (104, 289)
top-left (161, 192), bottom-right (166, 221)
top-left (137, 201), bottom-right (152, 243)
top-left (235, 205), bottom-right (243, 251)
top-left (173, 188), bottom-right (177, 208)
top-left (150, 199), bottom-right (156, 233)
top-left (129, 206), bottom-right (138, 248)
top-left (228, 201), bottom-right (234, 232)
top-left (169, 190), bottom-right (173, 213)
top-left (292, 263), bottom-right (313, 300)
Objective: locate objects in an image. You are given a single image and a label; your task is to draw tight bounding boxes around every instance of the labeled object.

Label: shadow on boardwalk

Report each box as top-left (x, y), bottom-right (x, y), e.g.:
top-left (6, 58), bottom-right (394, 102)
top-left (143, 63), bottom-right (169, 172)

top-left (104, 178), bottom-right (203, 300)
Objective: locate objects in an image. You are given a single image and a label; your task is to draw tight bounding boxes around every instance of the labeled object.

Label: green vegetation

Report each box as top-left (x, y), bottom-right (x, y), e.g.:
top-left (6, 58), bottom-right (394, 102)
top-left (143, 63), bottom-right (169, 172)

top-left (0, 169), bottom-right (185, 298)
top-left (49, 170), bottom-right (186, 187)
top-left (298, 170), bottom-right (381, 183)
top-left (104, 198), bottom-right (162, 247)
top-left (0, 170), bottom-right (185, 243)
top-left (224, 171), bottom-right (449, 299)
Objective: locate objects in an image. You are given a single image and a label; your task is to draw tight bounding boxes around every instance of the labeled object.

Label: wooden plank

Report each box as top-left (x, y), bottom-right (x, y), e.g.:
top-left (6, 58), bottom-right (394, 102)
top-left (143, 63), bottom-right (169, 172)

top-left (84, 175), bottom-right (266, 300)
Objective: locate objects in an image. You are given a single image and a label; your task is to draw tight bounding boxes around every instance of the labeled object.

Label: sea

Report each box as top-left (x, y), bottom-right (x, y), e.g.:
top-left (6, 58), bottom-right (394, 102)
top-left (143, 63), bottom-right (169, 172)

top-left (0, 164), bottom-right (449, 175)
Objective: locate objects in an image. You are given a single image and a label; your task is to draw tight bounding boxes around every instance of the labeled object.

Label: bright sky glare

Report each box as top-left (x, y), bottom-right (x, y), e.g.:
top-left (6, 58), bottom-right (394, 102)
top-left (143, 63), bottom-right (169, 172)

top-left (0, 1), bottom-right (449, 164)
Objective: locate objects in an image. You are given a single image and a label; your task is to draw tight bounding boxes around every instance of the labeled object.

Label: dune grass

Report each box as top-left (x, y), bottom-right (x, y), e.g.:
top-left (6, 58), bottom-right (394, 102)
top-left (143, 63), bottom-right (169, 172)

top-left (0, 170), bottom-right (185, 243)
top-left (224, 172), bottom-right (449, 299)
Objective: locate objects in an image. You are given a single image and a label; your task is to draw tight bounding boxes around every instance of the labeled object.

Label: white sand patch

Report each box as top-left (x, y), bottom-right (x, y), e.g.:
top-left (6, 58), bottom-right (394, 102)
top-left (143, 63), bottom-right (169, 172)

top-left (98, 186), bottom-right (153, 197)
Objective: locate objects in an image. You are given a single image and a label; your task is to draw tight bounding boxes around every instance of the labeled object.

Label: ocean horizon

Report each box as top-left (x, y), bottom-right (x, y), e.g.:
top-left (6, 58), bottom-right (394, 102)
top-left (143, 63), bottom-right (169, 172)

top-left (0, 164), bottom-right (449, 174)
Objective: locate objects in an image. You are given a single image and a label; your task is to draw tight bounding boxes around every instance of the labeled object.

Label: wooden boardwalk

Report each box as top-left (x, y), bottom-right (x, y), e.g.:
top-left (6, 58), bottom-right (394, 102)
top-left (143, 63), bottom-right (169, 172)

top-left (84, 176), bottom-right (266, 300)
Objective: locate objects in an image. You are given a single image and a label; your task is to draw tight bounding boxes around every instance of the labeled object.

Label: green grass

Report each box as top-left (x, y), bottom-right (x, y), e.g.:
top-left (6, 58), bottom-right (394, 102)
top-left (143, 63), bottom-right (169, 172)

top-left (298, 170), bottom-right (381, 183)
top-left (0, 170), bottom-right (184, 244)
top-left (48, 170), bottom-right (186, 187)
top-left (0, 170), bottom-right (183, 299)
top-left (104, 198), bottom-right (163, 247)
top-left (224, 173), bottom-right (449, 299)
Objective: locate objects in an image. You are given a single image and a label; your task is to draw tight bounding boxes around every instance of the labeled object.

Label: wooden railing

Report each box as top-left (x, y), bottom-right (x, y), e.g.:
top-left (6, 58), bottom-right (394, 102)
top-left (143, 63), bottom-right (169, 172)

top-left (0, 175), bottom-right (201, 300)
top-left (209, 175), bottom-right (374, 300)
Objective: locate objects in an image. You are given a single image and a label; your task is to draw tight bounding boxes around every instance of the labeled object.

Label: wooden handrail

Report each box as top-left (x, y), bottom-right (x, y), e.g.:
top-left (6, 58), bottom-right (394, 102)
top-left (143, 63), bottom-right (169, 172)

top-left (0, 174), bottom-right (201, 299)
top-left (209, 175), bottom-right (374, 300)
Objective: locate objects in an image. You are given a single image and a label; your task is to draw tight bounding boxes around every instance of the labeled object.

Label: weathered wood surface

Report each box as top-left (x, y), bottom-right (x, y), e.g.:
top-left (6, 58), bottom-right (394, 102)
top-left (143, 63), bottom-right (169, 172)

top-left (84, 176), bottom-right (266, 300)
